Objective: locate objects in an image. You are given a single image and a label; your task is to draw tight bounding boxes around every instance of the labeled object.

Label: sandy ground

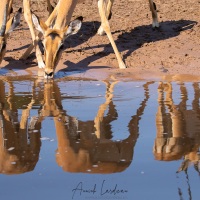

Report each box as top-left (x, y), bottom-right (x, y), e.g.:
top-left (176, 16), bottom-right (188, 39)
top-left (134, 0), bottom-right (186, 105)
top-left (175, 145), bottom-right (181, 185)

top-left (1, 0), bottom-right (200, 81)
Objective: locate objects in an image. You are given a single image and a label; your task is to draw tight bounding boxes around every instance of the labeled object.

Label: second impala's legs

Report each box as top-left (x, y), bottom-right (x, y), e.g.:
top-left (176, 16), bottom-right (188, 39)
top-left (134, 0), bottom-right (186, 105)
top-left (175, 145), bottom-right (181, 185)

top-left (98, 0), bottom-right (126, 69)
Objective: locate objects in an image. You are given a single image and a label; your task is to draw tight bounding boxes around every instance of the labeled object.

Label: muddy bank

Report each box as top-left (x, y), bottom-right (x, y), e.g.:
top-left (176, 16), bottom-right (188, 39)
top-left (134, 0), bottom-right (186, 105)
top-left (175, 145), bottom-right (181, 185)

top-left (1, 0), bottom-right (200, 81)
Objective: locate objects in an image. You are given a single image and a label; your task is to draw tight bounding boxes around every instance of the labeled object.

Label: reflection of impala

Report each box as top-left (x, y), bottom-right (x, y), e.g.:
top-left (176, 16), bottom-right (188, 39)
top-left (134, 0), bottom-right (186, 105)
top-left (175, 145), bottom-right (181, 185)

top-left (32, 80), bottom-right (152, 173)
top-left (0, 77), bottom-right (41, 174)
top-left (0, 76), bottom-right (151, 174)
top-left (154, 82), bottom-right (200, 173)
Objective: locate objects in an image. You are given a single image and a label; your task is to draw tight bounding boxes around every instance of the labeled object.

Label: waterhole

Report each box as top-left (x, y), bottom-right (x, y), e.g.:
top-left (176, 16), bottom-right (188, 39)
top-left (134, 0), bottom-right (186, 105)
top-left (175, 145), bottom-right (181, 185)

top-left (0, 75), bottom-right (199, 200)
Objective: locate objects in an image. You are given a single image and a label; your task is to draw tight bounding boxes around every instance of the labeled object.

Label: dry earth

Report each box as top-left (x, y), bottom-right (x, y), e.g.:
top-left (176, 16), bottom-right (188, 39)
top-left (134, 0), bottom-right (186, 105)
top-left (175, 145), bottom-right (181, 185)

top-left (2, 0), bottom-right (200, 81)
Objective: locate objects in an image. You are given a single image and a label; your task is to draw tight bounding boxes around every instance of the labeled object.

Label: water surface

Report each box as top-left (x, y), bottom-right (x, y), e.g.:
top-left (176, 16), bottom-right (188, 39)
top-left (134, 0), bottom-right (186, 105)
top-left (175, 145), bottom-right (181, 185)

top-left (0, 75), bottom-right (199, 200)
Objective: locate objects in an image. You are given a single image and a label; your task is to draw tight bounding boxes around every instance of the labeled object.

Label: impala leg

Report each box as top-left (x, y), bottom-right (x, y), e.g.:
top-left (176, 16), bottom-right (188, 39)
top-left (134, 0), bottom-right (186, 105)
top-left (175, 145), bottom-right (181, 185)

top-left (97, 0), bottom-right (114, 35)
top-left (21, 0), bottom-right (45, 68)
top-left (98, 0), bottom-right (126, 69)
top-left (148, 0), bottom-right (159, 28)
top-left (20, 2), bottom-right (58, 60)
top-left (46, 3), bottom-right (58, 26)
top-left (106, 0), bottom-right (113, 19)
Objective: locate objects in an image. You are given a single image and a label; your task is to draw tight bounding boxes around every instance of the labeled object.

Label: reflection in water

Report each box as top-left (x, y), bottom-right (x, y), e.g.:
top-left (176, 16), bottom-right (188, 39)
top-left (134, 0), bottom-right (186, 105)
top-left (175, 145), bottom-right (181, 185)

top-left (0, 76), bottom-right (200, 199)
top-left (154, 82), bottom-right (200, 173)
top-left (55, 81), bottom-right (152, 173)
top-left (32, 80), bottom-right (152, 173)
top-left (0, 78), bottom-right (41, 174)
top-left (1, 77), bottom-right (200, 176)
top-left (0, 77), bottom-right (152, 174)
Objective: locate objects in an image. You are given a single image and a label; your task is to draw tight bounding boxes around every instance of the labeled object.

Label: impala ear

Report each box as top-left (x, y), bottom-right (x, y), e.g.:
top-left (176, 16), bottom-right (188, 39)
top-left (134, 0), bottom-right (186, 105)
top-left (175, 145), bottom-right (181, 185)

top-left (32, 12), bottom-right (48, 34)
top-left (6, 7), bottom-right (22, 34)
top-left (64, 16), bottom-right (83, 38)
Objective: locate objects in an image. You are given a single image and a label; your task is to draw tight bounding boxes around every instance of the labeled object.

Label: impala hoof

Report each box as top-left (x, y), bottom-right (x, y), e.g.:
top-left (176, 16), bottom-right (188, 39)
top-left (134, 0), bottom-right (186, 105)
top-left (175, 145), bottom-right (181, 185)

top-left (152, 21), bottom-right (159, 28)
top-left (119, 61), bottom-right (127, 69)
top-left (97, 26), bottom-right (106, 36)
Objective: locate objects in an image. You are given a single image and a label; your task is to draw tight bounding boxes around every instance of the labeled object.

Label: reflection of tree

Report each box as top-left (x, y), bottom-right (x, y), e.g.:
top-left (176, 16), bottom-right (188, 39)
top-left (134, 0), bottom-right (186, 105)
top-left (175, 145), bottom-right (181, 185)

top-left (0, 78), bottom-right (41, 175)
top-left (154, 82), bottom-right (200, 173)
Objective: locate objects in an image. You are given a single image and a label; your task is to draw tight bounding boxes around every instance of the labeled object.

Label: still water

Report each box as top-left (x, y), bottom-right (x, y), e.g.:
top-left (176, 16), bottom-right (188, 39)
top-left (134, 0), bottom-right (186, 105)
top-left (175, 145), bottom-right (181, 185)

top-left (0, 75), bottom-right (199, 200)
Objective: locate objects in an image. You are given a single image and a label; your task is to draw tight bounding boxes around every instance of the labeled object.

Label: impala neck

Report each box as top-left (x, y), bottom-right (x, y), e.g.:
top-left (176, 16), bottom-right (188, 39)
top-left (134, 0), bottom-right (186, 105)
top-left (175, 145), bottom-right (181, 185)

top-left (54, 0), bottom-right (79, 29)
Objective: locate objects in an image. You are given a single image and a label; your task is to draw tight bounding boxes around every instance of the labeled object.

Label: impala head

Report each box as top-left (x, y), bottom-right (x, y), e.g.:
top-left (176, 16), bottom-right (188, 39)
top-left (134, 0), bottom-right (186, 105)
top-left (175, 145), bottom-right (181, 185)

top-left (32, 13), bottom-right (83, 79)
top-left (0, 7), bottom-right (21, 64)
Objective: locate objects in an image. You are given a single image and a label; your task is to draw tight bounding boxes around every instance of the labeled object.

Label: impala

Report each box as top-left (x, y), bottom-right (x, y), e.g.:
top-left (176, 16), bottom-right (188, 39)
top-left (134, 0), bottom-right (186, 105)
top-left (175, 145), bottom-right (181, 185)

top-left (22, 0), bottom-right (159, 78)
top-left (0, 0), bottom-right (21, 64)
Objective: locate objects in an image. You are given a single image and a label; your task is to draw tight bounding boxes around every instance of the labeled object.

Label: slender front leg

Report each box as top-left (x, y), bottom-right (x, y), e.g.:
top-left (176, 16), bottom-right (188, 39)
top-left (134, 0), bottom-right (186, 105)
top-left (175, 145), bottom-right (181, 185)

top-left (45, 3), bottom-right (58, 26)
top-left (98, 0), bottom-right (126, 69)
top-left (21, 0), bottom-right (45, 68)
top-left (148, 0), bottom-right (159, 28)
top-left (97, 0), bottom-right (114, 35)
